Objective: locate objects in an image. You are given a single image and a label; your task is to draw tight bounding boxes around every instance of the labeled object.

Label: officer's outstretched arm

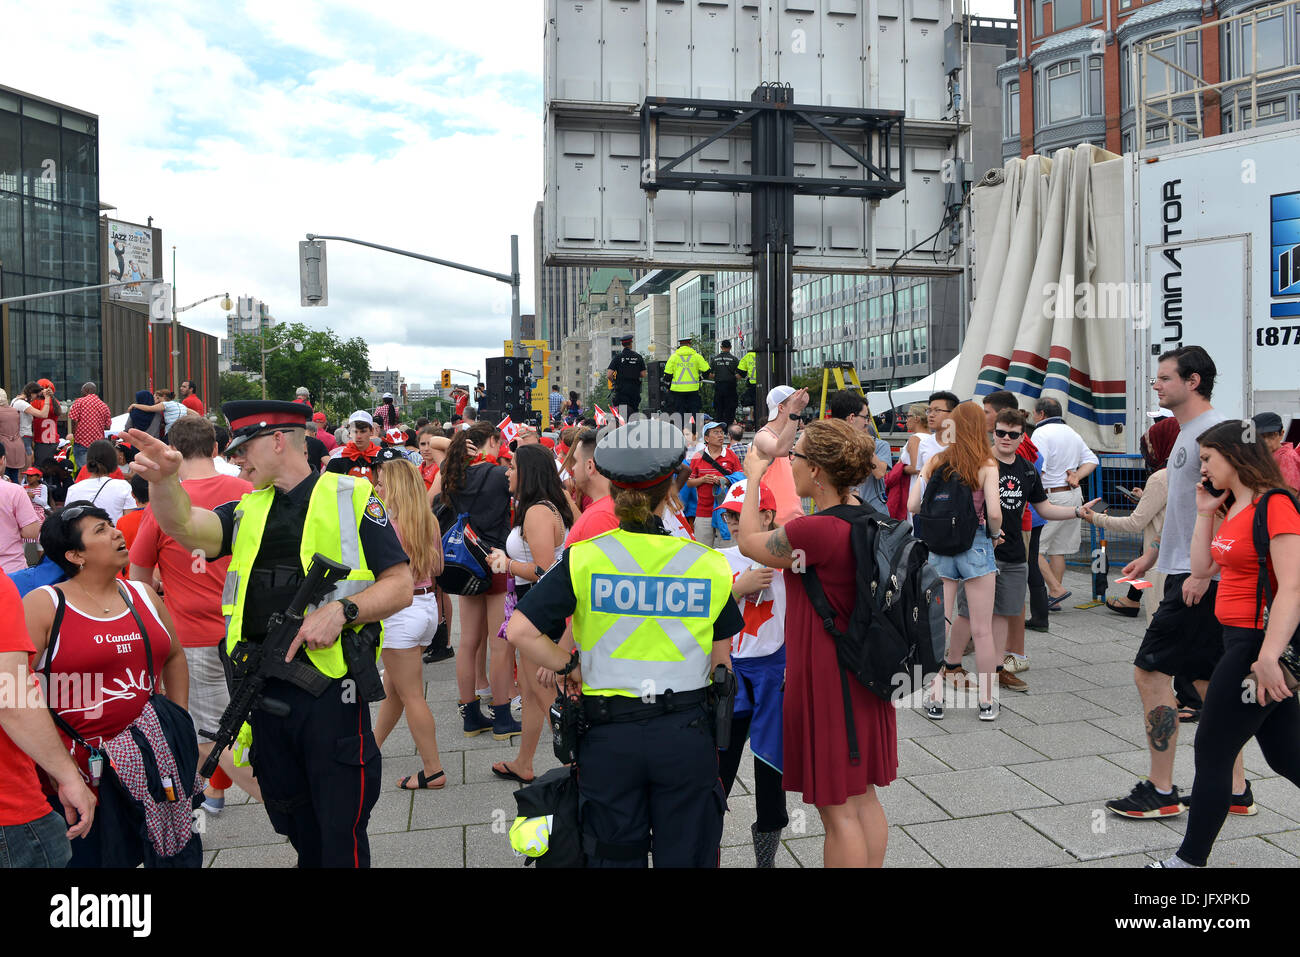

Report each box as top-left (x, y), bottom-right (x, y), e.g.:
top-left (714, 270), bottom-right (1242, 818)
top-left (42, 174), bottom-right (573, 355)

top-left (127, 429), bottom-right (224, 558)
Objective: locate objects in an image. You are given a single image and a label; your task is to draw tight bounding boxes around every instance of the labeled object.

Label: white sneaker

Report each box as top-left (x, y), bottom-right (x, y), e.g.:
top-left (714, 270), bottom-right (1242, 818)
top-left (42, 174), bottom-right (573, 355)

top-left (978, 700), bottom-right (999, 722)
top-left (510, 695), bottom-right (523, 721)
top-left (1003, 654), bottom-right (1029, 675)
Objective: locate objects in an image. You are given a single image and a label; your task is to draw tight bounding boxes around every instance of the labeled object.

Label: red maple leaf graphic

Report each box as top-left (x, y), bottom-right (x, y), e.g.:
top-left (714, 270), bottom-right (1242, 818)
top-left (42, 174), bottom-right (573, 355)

top-left (735, 596), bottom-right (777, 652)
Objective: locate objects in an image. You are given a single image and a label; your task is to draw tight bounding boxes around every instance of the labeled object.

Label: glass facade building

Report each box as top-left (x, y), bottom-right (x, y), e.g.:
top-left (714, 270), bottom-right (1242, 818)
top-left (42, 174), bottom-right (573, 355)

top-left (675, 273), bottom-right (715, 346)
top-left (714, 270), bottom-right (959, 390)
top-left (0, 87), bottom-right (101, 393)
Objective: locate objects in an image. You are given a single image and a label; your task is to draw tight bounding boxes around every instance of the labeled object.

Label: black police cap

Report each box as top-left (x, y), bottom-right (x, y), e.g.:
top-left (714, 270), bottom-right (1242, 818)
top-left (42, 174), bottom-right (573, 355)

top-left (221, 400), bottom-right (311, 455)
top-left (372, 446), bottom-right (407, 467)
top-left (594, 418), bottom-right (687, 489)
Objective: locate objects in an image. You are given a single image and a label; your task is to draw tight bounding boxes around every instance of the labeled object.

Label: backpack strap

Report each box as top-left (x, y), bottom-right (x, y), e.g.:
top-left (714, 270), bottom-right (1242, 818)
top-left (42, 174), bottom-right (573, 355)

top-left (1252, 489), bottom-right (1300, 629)
top-left (800, 568), bottom-right (860, 766)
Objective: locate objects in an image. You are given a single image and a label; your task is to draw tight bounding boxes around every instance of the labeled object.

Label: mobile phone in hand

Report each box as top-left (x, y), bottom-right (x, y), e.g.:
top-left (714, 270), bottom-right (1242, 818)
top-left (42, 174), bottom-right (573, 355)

top-left (1116, 485), bottom-right (1141, 503)
top-left (1202, 479), bottom-right (1222, 495)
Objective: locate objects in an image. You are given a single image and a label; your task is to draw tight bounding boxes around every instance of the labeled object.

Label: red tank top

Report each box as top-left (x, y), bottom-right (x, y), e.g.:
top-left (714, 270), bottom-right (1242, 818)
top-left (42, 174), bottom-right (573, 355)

top-left (37, 581), bottom-right (172, 782)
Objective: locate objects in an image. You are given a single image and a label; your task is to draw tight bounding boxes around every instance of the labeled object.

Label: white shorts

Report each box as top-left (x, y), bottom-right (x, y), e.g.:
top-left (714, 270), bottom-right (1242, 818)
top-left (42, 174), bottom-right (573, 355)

top-left (1038, 488), bottom-right (1084, 556)
top-left (183, 645), bottom-right (230, 737)
top-left (382, 592), bottom-right (441, 650)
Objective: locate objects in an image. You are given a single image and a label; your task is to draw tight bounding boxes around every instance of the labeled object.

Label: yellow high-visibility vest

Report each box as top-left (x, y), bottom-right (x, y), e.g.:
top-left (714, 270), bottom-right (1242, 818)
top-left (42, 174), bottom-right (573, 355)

top-left (664, 346), bottom-right (709, 392)
top-left (567, 529), bottom-right (731, 698)
top-left (220, 472), bottom-right (382, 677)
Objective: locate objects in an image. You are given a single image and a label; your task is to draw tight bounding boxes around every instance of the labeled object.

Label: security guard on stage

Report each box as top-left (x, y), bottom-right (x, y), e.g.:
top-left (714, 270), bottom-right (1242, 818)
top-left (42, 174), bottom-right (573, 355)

top-left (505, 418), bottom-right (744, 867)
top-left (126, 400), bottom-right (413, 868)
top-left (663, 334), bottom-right (709, 417)
top-left (605, 332), bottom-right (646, 417)
top-left (708, 339), bottom-right (741, 426)
top-left (736, 347), bottom-right (758, 417)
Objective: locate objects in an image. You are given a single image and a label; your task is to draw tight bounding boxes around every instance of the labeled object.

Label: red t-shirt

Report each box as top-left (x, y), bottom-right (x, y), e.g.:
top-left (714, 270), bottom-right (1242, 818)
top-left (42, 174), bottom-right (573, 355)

top-left (36, 580), bottom-right (172, 787)
top-left (420, 461), bottom-right (440, 489)
top-left (454, 393), bottom-right (469, 417)
top-left (31, 397), bottom-right (60, 446)
top-left (688, 448), bottom-right (741, 517)
top-left (0, 573), bottom-right (55, 825)
top-left (1212, 494), bottom-right (1300, 628)
top-left (181, 395), bottom-right (205, 416)
top-left (129, 474), bottom-right (252, 648)
top-left (116, 508), bottom-right (145, 549)
top-left (75, 466), bottom-right (125, 482)
top-left (566, 496), bottom-right (618, 545)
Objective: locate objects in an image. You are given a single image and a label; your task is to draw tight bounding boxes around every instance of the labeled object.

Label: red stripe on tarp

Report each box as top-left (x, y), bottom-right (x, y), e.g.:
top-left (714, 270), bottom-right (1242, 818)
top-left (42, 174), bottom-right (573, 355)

top-left (979, 353), bottom-right (1010, 371)
top-left (1048, 345), bottom-right (1072, 362)
top-left (1009, 349), bottom-right (1048, 370)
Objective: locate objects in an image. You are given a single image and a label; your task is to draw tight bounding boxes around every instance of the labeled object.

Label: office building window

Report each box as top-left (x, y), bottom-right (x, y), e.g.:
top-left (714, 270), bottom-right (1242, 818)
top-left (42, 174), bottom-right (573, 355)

top-left (1044, 60), bottom-right (1083, 124)
top-left (1034, 0), bottom-right (1048, 36)
top-left (1006, 81), bottom-right (1020, 138)
top-left (1089, 56), bottom-right (1103, 114)
top-left (1055, 0), bottom-right (1082, 30)
top-left (915, 283), bottom-right (927, 309)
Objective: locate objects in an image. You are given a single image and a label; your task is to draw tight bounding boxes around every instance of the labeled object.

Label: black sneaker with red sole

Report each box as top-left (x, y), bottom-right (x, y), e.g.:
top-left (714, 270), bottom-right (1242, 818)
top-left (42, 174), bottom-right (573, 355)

top-left (1106, 780), bottom-right (1185, 819)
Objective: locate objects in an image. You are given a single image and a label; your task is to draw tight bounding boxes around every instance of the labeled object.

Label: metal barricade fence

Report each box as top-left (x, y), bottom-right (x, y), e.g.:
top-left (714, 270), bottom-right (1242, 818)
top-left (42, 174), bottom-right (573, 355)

top-left (1064, 455), bottom-right (1151, 593)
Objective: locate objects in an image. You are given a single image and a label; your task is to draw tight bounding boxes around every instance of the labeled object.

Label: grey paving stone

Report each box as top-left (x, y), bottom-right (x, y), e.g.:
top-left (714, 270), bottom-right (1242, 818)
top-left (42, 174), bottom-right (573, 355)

top-left (915, 729), bottom-right (1048, 770)
top-left (785, 834), bottom-right (824, 867)
top-left (876, 778), bottom-right (951, 826)
top-left (1002, 648), bottom-right (1089, 670)
top-left (366, 790), bottom-right (414, 834)
top-left (1061, 660), bottom-right (1145, 688)
top-left (721, 840), bottom-right (800, 868)
top-left (1250, 777), bottom-right (1300, 824)
top-left (1023, 633), bottom-right (1096, 655)
top-left (1085, 714), bottom-right (1151, 749)
top-left (202, 850), bottom-right (216, 867)
top-left (1259, 828), bottom-right (1300, 856)
top-left (1102, 743), bottom-right (1197, 788)
top-left (199, 803), bottom-right (287, 850)
top-left (722, 794), bottom-right (759, 847)
top-left (908, 766), bottom-right (1059, 818)
top-left (409, 781), bottom-right (518, 829)
top-left (423, 678), bottom-right (461, 702)
top-left (1045, 640), bottom-right (1139, 664)
top-left (999, 691), bottom-right (1114, 725)
top-left (1006, 722), bottom-right (1133, 760)
top-left (1017, 667), bottom-right (1103, 695)
top-left (1014, 802), bottom-right (1182, 860)
top-left (1006, 755), bottom-right (1150, 804)
top-left (463, 744), bottom-right (561, 785)
top-left (1054, 852), bottom-right (1159, 868)
top-left (785, 802), bottom-right (825, 839)
top-left (370, 827), bottom-right (464, 867)
top-left (1205, 835), bottom-right (1300, 867)
top-left (906, 813), bottom-right (1074, 867)
top-left (1159, 806), bottom-right (1298, 842)
top-left (378, 734), bottom-right (417, 758)
top-left (1074, 684), bottom-right (1143, 716)
top-left (897, 737), bottom-right (953, 775)
top-left (884, 825), bottom-right (941, 867)
top-left (466, 822), bottom-right (528, 868)
top-left (210, 842), bottom-right (301, 868)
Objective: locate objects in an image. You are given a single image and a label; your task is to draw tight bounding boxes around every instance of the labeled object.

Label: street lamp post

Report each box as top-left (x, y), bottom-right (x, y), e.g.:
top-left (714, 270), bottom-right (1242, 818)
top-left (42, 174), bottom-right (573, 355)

top-left (260, 330), bottom-right (304, 400)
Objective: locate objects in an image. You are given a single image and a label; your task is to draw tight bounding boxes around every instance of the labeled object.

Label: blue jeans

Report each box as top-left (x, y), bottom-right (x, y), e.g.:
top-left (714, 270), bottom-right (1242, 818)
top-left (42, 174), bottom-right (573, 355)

top-left (72, 444), bottom-right (88, 468)
top-left (0, 810), bottom-right (72, 868)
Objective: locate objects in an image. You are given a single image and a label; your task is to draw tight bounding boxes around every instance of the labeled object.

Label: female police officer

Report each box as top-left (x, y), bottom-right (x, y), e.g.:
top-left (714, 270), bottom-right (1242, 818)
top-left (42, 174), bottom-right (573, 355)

top-left (505, 417), bottom-right (744, 867)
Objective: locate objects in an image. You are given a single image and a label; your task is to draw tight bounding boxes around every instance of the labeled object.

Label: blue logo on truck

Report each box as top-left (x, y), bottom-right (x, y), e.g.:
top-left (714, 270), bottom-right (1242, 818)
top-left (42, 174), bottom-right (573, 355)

top-left (1271, 191), bottom-right (1300, 310)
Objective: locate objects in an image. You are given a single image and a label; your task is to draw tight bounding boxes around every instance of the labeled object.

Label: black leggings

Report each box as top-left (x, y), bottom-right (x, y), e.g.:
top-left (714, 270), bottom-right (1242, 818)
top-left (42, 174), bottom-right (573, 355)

top-left (1178, 626), bottom-right (1300, 866)
top-left (1026, 525), bottom-right (1049, 622)
top-left (717, 711), bottom-right (788, 832)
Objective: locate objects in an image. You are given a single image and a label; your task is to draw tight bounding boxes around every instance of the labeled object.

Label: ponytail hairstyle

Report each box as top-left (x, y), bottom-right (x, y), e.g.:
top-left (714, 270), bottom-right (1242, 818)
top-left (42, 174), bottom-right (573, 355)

top-left (378, 459), bottom-right (440, 583)
top-left (614, 477), bottom-right (674, 528)
top-left (440, 421), bottom-right (500, 500)
top-left (930, 402), bottom-right (993, 490)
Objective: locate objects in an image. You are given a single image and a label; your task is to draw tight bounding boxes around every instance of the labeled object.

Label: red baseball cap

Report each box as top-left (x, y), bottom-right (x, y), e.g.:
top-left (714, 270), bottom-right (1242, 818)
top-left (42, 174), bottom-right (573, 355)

top-left (37, 379), bottom-right (55, 391)
top-left (22, 466), bottom-right (41, 476)
top-left (312, 411), bottom-right (327, 424)
top-left (719, 481), bottom-right (775, 514)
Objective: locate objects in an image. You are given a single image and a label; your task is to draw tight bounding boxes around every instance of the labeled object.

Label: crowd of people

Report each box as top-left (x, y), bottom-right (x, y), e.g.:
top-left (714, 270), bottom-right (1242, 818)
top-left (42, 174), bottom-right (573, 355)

top-left (2, 345), bottom-right (1299, 871)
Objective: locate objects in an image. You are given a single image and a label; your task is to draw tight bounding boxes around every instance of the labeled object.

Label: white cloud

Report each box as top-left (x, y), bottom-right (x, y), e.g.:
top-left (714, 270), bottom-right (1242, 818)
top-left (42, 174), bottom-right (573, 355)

top-left (4, 0), bottom-right (543, 393)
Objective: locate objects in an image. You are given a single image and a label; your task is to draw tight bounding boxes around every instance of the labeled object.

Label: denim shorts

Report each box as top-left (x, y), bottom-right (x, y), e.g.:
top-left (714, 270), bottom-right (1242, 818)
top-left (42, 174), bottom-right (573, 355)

top-left (928, 528), bottom-right (998, 581)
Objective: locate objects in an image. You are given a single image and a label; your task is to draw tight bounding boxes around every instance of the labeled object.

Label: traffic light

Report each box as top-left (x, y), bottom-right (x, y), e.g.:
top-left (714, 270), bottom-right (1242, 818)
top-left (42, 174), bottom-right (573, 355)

top-left (299, 240), bottom-right (328, 307)
top-left (441, 369), bottom-right (451, 389)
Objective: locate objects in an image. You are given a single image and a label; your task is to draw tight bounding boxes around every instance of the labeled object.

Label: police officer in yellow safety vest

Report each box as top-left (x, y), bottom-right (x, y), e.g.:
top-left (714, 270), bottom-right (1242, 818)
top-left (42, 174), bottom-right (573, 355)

top-left (126, 400), bottom-right (414, 869)
top-left (506, 418), bottom-right (744, 867)
top-left (663, 334), bottom-right (710, 416)
top-left (736, 348), bottom-right (758, 416)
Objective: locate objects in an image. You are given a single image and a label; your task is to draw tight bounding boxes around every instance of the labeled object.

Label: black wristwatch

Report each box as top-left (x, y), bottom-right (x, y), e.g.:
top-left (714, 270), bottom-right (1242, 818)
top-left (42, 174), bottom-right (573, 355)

top-left (556, 650), bottom-right (580, 676)
top-left (336, 598), bottom-right (359, 623)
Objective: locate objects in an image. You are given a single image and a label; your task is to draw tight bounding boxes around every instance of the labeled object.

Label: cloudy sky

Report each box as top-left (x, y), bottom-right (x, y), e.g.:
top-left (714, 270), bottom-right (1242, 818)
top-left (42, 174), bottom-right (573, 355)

top-left (6, 0), bottom-right (1012, 391)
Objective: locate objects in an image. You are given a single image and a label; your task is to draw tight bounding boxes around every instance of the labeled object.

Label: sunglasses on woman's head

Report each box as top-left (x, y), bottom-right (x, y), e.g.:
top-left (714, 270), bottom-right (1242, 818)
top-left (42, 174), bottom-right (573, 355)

top-left (993, 428), bottom-right (1023, 439)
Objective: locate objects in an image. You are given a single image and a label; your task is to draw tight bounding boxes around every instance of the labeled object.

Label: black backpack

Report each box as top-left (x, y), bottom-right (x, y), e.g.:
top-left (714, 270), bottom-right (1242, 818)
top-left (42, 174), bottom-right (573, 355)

top-left (1251, 489), bottom-right (1300, 666)
top-left (914, 465), bottom-right (980, 556)
top-left (800, 504), bottom-right (946, 763)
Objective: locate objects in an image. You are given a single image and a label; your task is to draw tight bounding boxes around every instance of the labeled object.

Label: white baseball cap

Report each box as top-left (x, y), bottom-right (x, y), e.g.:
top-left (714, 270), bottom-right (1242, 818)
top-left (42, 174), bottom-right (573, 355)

top-left (766, 385), bottom-right (796, 418)
top-left (348, 410), bottom-right (374, 426)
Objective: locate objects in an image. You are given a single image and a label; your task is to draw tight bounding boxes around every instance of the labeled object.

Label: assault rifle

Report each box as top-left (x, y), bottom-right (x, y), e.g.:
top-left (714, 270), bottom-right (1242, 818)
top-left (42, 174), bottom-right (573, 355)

top-left (199, 553), bottom-right (350, 778)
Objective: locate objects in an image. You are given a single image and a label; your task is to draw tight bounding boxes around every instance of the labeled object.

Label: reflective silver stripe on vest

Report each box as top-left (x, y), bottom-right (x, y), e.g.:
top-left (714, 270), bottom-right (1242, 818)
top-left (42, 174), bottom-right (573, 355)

top-left (582, 536), bottom-right (712, 695)
top-left (335, 476), bottom-right (362, 569)
top-left (221, 569), bottom-right (238, 607)
top-left (308, 577), bottom-right (370, 614)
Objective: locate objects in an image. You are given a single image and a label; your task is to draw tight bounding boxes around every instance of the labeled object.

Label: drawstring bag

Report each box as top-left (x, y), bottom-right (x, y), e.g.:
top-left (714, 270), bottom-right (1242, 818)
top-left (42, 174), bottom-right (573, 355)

top-left (435, 509), bottom-right (492, 595)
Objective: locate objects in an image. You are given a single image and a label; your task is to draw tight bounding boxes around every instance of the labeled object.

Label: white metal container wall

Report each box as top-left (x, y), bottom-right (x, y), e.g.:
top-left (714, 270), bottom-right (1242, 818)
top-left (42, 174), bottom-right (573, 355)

top-left (545, 0), bottom-right (963, 270)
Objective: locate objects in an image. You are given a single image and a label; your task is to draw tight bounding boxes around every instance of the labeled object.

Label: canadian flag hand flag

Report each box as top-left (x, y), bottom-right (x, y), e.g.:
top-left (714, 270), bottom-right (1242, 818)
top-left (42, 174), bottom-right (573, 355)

top-left (593, 406), bottom-right (608, 427)
top-left (497, 416), bottom-right (520, 444)
top-left (610, 405), bottom-right (625, 425)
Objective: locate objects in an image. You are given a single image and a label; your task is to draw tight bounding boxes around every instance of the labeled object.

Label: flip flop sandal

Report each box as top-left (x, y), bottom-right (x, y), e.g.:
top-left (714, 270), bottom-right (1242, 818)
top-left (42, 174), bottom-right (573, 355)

top-left (398, 769), bottom-right (446, 790)
top-left (492, 762), bottom-right (535, 785)
top-left (1105, 598), bottom-right (1141, 618)
top-left (1047, 591), bottom-right (1072, 609)
top-left (1178, 707), bottom-right (1200, 724)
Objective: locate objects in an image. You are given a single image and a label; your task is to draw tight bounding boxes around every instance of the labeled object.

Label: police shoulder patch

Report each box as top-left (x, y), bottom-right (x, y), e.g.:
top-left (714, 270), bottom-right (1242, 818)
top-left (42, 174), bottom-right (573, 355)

top-left (364, 496), bottom-right (388, 526)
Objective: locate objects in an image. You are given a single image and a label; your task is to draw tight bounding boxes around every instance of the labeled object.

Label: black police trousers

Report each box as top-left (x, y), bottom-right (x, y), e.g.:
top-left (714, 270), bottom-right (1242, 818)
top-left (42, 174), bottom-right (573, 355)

top-left (672, 390), bottom-right (702, 416)
top-left (250, 676), bottom-right (381, 868)
top-left (712, 381), bottom-right (737, 427)
top-left (613, 389), bottom-right (640, 417)
top-left (577, 704), bottom-right (725, 868)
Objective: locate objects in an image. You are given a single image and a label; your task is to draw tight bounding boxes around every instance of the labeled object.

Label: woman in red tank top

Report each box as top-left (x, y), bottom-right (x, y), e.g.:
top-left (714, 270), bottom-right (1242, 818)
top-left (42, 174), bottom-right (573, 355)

top-left (22, 505), bottom-right (187, 861)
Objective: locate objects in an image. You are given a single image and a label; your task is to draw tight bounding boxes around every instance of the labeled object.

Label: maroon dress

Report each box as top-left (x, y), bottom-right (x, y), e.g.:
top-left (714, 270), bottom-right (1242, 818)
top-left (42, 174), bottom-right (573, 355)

top-left (781, 514), bottom-right (898, 806)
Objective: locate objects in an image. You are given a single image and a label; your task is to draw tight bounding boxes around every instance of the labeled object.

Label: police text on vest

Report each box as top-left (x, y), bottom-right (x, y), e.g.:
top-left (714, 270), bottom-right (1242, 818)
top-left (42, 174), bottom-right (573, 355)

top-left (590, 574), bottom-right (712, 617)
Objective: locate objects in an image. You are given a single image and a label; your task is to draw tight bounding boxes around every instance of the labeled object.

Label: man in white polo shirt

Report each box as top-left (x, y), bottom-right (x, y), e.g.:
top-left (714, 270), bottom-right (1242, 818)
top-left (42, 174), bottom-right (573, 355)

top-left (1031, 396), bottom-right (1099, 608)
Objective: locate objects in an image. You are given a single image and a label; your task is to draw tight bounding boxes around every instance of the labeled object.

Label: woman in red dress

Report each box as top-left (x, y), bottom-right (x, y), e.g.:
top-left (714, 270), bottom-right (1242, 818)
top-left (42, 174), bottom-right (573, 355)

top-left (736, 415), bottom-right (897, 867)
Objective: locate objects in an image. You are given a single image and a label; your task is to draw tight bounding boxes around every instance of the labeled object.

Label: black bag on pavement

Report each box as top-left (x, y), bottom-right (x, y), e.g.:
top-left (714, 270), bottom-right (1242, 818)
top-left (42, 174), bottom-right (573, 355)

top-left (799, 504), bottom-right (945, 762)
top-left (511, 766), bottom-right (585, 868)
top-left (914, 465), bottom-right (980, 556)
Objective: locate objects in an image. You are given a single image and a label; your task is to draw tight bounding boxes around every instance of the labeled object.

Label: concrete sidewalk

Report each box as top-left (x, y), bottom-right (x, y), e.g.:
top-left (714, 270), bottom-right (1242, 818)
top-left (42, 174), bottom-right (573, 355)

top-left (196, 570), bottom-right (1300, 868)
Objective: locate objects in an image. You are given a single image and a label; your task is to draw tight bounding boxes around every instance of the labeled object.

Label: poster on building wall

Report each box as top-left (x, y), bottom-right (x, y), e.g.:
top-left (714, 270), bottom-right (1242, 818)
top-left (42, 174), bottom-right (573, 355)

top-left (106, 220), bottom-right (153, 301)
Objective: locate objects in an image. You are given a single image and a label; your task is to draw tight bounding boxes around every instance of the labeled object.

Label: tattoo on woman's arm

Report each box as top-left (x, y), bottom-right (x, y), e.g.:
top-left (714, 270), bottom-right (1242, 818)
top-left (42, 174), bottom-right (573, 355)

top-left (764, 529), bottom-right (792, 558)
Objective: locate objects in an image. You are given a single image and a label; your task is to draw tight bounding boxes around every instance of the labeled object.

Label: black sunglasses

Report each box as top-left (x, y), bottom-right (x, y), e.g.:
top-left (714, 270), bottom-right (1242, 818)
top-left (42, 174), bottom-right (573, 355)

top-left (994, 428), bottom-right (1023, 439)
top-left (790, 450), bottom-right (808, 461)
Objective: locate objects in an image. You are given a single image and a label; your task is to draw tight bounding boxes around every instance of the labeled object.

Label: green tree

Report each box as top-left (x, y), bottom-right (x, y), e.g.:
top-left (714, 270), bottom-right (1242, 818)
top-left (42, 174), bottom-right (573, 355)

top-left (232, 322), bottom-right (370, 427)
top-left (217, 371), bottom-right (261, 413)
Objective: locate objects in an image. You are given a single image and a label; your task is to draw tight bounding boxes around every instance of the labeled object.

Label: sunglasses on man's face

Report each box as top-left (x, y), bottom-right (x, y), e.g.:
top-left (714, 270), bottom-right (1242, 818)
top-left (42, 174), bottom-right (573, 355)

top-left (994, 428), bottom-right (1023, 440)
